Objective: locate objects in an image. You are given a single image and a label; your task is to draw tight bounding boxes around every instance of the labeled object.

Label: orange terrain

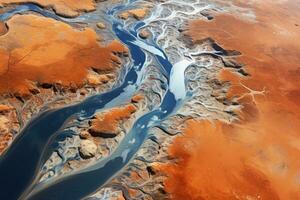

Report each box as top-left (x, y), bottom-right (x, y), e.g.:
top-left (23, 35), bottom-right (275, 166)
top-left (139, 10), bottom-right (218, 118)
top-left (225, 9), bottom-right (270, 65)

top-left (89, 104), bottom-right (137, 137)
top-left (0, 14), bottom-right (127, 98)
top-left (0, 0), bottom-right (96, 17)
top-left (0, 22), bottom-right (7, 36)
top-left (164, 0), bottom-right (300, 199)
top-left (119, 8), bottom-right (149, 20)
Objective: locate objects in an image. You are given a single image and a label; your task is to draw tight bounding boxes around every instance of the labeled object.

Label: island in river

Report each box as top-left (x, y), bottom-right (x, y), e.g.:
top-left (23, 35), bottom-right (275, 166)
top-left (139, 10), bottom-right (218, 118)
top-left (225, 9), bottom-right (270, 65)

top-left (0, 0), bottom-right (299, 200)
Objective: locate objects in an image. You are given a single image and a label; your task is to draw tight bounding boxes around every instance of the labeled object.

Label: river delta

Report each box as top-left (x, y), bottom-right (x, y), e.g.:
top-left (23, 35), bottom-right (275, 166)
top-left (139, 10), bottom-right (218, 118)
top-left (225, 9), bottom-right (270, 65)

top-left (0, 0), bottom-right (300, 200)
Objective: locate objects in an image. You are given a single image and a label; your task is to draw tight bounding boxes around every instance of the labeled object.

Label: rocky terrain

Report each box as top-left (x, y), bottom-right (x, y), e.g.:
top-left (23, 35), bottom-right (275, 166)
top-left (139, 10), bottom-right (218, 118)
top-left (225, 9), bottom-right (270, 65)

top-left (0, 0), bottom-right (300, 200)
top-left (0, 0), bottom-right (97, 17)
top-left (0, 1), bottom-right (128, 154)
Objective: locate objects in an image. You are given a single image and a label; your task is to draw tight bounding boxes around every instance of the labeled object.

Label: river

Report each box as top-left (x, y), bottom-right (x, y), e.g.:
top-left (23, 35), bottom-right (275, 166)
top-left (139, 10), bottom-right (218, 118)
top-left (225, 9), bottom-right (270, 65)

top-left (0, 1), bottom-right (191, 199)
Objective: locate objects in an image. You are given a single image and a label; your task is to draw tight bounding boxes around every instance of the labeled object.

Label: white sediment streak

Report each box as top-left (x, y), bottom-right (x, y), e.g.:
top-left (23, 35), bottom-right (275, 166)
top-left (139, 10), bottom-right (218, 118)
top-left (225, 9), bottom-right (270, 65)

top-left (169, 59), bottom-right (193, 100)
top-left (121, 149), bottom-right (130, 163)
top-left (130, 39), bottom-right (166, 59)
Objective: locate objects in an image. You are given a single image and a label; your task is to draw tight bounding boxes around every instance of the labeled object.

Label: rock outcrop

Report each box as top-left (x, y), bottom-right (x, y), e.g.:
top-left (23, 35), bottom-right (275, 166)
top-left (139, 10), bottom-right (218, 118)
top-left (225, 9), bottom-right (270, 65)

top-left (89, 104), bottom-right (137, 138)
top-left (139, 29), bottom-right (150, 39)
top-left (79, 139), bottom-right (98, 159)
top-left (96, 22), bottom-right (106, 29)
top-left (119, 8), bottom-right (149, 20)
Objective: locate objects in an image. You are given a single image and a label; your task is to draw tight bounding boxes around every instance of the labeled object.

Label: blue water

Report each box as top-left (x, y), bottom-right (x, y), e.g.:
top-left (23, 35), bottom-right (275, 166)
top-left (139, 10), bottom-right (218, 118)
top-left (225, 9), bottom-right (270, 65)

top-left (0, 3), bottom-right (63, 21)
top-left (0, 2), bottom-right (185, 200)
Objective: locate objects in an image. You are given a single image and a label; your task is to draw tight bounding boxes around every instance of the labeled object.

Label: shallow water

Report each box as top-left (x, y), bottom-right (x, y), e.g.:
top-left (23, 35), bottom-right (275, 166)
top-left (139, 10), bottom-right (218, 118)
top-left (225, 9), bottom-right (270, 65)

top-left (0, 1), bottom-right (190, 200)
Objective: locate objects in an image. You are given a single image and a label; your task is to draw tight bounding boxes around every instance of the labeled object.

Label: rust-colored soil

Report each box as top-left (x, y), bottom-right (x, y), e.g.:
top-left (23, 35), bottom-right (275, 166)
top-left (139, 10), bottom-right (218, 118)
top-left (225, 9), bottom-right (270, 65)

top-left (0, 104), bottom-right (13, 113)
top-left (131, 94), bottom-right (144, 103)
top-left (0, 14), bottom-right (127, 97)
top-left (0, 114), bottom-right (12, 153)
top-left (164, 120), bottom-right (283, 200)
top-left (0, 22), bottom-right (7, 36)
top-left (89, 104), bottom-right (137, 137)
top-left (0, 0), bottom-right (96, 17)
top-left (119, 8), bottom-right (149, 20)
top-left (0, 132), bottom-right (12, 154)
top-left (164, 0), bottom-right (300, 199)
